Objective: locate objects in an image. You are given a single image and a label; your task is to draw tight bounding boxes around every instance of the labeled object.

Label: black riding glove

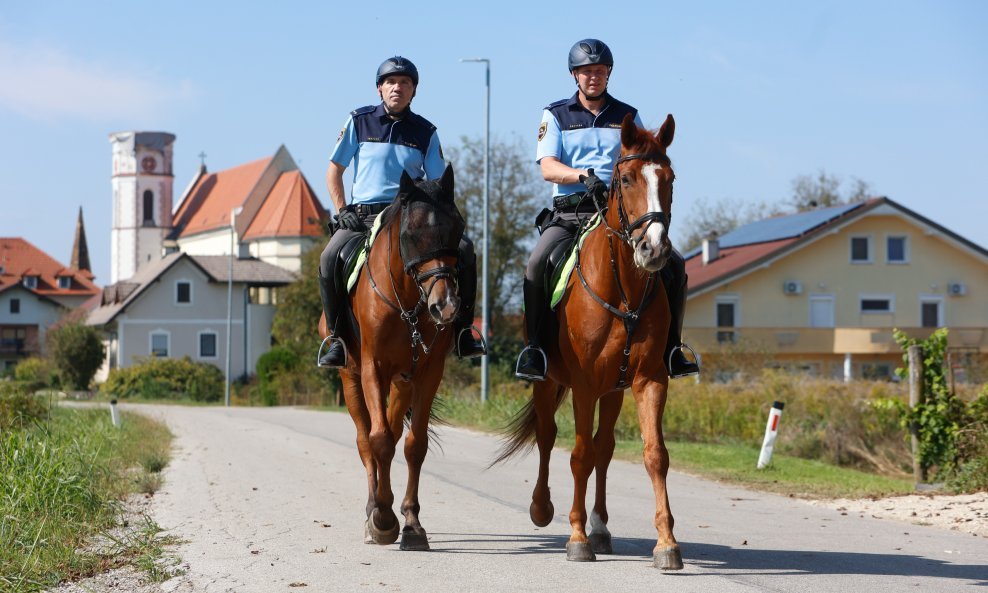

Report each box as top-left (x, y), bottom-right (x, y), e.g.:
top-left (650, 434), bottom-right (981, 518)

top-left (579, 168), bottom-right (607, 200)
top-left (336, 208), bottom-right (367, 233)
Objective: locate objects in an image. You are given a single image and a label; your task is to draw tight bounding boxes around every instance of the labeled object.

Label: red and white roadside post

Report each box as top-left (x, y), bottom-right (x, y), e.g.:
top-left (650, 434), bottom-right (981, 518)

top-left (757, 401), bottom-right (785, 469)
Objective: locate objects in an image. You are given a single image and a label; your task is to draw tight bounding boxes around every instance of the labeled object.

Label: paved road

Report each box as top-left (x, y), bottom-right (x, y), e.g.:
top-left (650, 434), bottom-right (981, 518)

top-left (132, 404), bottom-right (987, 592)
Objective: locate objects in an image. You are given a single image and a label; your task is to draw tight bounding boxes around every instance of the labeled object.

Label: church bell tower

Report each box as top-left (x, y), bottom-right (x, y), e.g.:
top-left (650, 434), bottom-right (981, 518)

top-left (109, 132), bottom-right (176, 283)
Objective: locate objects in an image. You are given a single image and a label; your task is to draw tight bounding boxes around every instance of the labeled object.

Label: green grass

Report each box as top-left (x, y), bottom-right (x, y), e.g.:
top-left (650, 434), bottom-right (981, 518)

top-left (0, 403), bottom-right (177, 592)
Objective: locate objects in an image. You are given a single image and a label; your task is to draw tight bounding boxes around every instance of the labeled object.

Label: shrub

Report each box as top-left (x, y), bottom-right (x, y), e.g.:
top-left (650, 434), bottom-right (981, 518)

top-left (13, 356), bottom-right (54, 387)
top-left (256, 347), bottom-right (300, 406)
top-left (0, 382), bottom-right (48, 430)
top-left (101, 356), bottom-right (224, 402)
top-left (46, 320), bottom-right (106, 390)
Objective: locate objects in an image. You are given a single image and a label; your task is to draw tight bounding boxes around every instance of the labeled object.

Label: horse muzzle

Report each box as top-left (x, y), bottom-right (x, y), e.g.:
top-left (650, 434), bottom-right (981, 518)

top-left (634, 234), bottom-right (671, 272)
top-left (427, 281), bottom-right (460, 325)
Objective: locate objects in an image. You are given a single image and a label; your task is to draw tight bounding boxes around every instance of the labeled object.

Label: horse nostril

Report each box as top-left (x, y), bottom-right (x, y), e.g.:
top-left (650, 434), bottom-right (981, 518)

top-left (429, 303), bottom-right (442, 318)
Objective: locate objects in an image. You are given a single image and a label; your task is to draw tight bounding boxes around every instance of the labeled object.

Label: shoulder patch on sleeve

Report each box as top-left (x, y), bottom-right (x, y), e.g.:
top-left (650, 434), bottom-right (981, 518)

top-left (350, 105), bottom-right (377, 117)
top-left (538, 122), bottom-right (548, 142)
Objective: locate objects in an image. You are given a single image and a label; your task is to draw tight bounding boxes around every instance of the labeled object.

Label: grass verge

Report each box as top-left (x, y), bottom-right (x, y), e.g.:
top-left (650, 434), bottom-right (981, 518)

top-left (0, 402), bottom-right (179, 592)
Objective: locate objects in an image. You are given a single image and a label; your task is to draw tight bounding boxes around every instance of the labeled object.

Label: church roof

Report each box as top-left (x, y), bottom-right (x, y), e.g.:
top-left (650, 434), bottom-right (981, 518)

top-left (0, 237), bottom-right (100, 298)
top-left (70, 207), bottom-right (91, 272)
top-left (170, 147), bottom-right (327, 241)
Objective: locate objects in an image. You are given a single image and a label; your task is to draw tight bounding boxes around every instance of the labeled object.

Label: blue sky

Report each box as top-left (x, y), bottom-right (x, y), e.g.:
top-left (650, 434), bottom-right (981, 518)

top-left (1, 1), bottom-right (985, 284)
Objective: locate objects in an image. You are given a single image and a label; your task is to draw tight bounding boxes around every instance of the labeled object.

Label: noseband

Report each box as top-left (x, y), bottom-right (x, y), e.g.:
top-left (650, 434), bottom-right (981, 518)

top-left (607, 152), bottom-right (672, 248)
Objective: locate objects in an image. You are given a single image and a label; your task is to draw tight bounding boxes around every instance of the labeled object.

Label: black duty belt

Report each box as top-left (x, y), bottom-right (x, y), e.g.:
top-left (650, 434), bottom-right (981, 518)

top-left (352, 202), bottom-right (390, 216)
top-left (553, 191), bottom-right (605, 212)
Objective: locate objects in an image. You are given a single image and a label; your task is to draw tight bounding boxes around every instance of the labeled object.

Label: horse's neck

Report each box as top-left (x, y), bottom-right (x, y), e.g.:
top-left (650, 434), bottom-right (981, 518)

top-left (370, 218), bottom-right (418, 302)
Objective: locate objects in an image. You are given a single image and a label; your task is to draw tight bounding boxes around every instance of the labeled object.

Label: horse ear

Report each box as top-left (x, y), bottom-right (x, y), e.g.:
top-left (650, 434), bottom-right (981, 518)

top-left (440, 163), bottom-right (454, 200)
top-left (656, 114), bottom-right (675, 149)
top-left (398, 170), bottom-right (416, 201)
top-left (620, 113), bottom-right (639, 149)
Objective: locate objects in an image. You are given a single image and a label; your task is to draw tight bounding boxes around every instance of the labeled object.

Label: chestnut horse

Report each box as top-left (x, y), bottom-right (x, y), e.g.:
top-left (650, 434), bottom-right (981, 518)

top-left (497, 114), bottom-right (684, 570)
top-left (319, 165), bottom-right (464, 551)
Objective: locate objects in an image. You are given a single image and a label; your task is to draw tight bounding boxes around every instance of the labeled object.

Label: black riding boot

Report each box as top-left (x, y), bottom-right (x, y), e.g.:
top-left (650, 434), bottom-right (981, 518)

top-left (454, 251), bottom-right (487, 359)
top-left (515, 276), bottom-right (549, 381)
top-left (661, 254), bottom-right (700, 379)
top-left (317, 272), bottom-right (347, 368)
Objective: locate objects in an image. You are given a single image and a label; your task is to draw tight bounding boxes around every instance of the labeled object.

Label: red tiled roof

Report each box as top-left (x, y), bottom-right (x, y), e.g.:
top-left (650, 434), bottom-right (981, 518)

top-left (172, 157), bottom-right (271, 237)
top-left (242, 171), bottom-right (326, 240)
top-left (0, 237), bottom-right (100, 297)
top-left (686, 239), bottom-right (796, 291)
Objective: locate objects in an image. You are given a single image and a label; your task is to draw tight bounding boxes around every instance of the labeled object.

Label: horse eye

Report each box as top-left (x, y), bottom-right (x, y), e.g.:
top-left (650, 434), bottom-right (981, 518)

top-left (621, 175), bottom-right (631, 185)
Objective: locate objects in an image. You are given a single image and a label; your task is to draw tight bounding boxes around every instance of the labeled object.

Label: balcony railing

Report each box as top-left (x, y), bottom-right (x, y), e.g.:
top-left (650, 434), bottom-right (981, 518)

top-left (688, 327), bottom-right (987, 354)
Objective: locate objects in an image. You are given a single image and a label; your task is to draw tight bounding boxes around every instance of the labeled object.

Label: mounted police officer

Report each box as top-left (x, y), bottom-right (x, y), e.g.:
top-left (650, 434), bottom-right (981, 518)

top-left (515, 39), bottom-right (699, 381)
top-left (317, 56), bottom-right (486, 368)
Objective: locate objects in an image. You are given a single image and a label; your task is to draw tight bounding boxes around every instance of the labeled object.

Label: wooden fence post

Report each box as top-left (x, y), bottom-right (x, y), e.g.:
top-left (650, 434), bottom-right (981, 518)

top-left (908, 344), bottom-right (927, 484)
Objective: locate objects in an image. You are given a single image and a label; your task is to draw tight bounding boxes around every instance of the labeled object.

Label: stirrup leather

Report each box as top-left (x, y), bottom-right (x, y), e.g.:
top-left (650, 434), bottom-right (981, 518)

top-left (456, 325), bottom-right (488, 358)
top-left (515, 345), bottom-right (548, 381)
top-left (316, 334), bottom-right (348, 368)
top-left (667, 342), bottom-right (700, 378)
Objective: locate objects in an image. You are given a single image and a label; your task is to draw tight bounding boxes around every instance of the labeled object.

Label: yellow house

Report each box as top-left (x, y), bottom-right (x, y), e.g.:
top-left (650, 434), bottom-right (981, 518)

top-left (683, 198), bottom-right (988, 381)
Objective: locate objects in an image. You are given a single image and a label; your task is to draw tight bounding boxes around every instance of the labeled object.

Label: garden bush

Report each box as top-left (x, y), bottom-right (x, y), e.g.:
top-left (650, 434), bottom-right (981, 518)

top-left (46, 320), bottom-right (106, 390)
top-left (101, 356), bottom-right (224, 402)
top-left (0, 382), bottom-right (48, 430)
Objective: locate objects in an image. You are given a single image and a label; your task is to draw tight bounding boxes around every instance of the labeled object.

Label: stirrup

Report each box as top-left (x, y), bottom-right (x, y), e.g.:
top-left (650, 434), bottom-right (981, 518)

top-left (316, 334), bottom-right (348, 368)
top-left (515, 345), bottom-right (548, 381)
top-left (667, 342), bottom-right (700, 379)
top-left (456, 325), bottom-right (488, 358)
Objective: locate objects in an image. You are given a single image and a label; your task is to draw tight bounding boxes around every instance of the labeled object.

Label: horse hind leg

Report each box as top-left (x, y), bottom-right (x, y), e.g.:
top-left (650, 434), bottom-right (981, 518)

top-left (530, 381), bottom-right (564, 528)
top-left (588, 390), bottom-right (623, 555)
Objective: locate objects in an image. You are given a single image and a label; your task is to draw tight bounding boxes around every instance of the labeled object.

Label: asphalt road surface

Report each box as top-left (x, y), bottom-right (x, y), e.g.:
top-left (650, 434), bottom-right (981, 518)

top-left (130, 404), bottom-right (987, 592)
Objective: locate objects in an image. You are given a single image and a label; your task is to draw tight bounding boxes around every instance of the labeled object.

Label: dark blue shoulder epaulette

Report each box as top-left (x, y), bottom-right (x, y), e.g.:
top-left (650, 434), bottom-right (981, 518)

top-left (544, 98), bottom-right (570, 111)
top-left (350, 105), bottom-right (377, 117)
top-left (407, 112), bottom-right (437, 134)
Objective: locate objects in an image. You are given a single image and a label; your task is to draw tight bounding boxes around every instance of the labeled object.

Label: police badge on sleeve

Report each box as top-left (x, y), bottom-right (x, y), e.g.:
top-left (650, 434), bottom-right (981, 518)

top-left (538, 122), bottom-right (547, 142)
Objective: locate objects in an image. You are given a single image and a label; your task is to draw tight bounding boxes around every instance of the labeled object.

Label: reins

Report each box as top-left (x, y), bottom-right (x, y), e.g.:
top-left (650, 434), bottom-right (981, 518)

top-left (574, 152), bottom-right (671, 389)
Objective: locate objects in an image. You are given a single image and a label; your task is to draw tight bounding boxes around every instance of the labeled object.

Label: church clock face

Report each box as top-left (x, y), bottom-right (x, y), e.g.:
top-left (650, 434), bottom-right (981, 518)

top-left (141, 156), bottom-right (157, 172)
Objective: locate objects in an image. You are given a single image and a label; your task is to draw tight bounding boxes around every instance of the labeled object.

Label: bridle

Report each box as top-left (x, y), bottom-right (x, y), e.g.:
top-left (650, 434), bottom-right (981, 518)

top-left (575, 151), bottom-right (674, 389)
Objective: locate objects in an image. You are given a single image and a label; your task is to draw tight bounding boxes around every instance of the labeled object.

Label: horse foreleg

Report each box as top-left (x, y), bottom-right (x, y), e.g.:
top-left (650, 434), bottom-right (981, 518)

top-left (529, 380), bottom-right (561, 528)
top-left (565, 386), bottom-right (597, 562)
top-left (397, 367), bottom-right (441, 552)
top-left (339, 369), bottom-right (378, 531)
top-left (589, 390), bottom-right (623, 555)
top-left (633, 378), bottom-right (682, 570)
top-left (362, 363), bottom-right (400, 545)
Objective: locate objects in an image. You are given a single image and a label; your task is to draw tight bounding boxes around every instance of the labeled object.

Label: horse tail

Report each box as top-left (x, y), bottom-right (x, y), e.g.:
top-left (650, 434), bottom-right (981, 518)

top-left (490, 385), bottom-right (567, 467)
top-left (402, 394), bottom-right (449, 453)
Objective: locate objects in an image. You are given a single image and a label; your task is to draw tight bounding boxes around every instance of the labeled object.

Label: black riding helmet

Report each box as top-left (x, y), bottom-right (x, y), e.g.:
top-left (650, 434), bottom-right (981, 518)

top-left (568, 39), bottom-right (614, 72)
top-left (376, 56), bottom-right (419, 86)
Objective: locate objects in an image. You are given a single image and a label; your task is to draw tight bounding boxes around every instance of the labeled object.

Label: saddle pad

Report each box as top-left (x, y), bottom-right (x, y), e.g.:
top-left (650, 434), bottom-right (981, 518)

top-left (345, 214), bottom-right (385, 292)
top-left (550, 214), bottom-right (602, 308)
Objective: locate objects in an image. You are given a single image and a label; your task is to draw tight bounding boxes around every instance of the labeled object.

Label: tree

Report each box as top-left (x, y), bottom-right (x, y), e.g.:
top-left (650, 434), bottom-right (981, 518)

top-left (271, 240), bottom-right (326, 358)
top-left (447, 135), bottom-right (542, 328)
top-left (47, 319), bottom-right (105, 390)
top-left (787, 170), bottom-right (871, 212)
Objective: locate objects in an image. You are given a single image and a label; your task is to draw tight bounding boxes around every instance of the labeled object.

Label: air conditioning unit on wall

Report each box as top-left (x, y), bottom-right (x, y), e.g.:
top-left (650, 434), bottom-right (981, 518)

top-left (947, 282), bottom-right (967, 297)
top-left (783, 280), bottom-right (803, 295)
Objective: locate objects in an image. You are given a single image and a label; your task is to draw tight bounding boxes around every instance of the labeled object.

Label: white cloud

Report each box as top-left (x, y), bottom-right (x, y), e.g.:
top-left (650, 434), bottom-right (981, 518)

top-left (0, 41), bottom-right (197, 121)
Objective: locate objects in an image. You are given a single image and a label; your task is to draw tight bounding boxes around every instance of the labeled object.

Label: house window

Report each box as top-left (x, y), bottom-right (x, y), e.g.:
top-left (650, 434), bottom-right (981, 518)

top-left (861, 363), bottom-right (893, 381)
top-left (58, 276), bottom-right (72, 289)
top-left (23, 275), bottom-right (38, 289)
top-left (176, 281), bottom-right (192, 305)
top-left (143, 190), bottom-right (155, 225)
top-left (199, 332), bottom-right (218, 358)
top-left (9, 298), bottom-right (19, 314)
top-left (150, 332), bottom-right (169, 357)
top-left (887, 236), bottom-right (908, 263)
top-left (715, 296), bottom-right (738, 344)
top-left (850, 236), bottom-right (871, 263)
top-left (860, 294), bottom-right (894, 314)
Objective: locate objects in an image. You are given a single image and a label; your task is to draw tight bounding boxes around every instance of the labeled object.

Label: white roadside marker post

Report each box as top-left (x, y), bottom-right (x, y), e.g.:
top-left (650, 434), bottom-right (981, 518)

top-left (757, 401), bottom-right (784, 469)
top-left (109, 399), bottom-right (121, 428)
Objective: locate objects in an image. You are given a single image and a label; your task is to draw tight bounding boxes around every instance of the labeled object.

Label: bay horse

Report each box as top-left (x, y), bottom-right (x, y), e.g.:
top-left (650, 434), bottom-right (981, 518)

top-left (497, 114), bottom-right (684, 570)
top-left (319, 165), bottom-right (465, 551)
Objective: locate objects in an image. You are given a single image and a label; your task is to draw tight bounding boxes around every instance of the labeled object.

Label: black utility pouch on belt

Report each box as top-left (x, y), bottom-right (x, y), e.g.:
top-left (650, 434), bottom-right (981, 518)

top-left (534, 208), bottom-right (552, 235)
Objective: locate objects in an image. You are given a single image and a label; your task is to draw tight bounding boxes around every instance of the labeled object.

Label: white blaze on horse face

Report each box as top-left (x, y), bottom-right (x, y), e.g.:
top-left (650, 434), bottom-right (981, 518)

top-left (641, 163), bottom-right (667, 247)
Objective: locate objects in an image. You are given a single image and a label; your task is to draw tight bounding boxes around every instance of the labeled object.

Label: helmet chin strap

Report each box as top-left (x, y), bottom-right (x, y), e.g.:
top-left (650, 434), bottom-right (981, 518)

top-left (573, 75), bottom-right (608, 102)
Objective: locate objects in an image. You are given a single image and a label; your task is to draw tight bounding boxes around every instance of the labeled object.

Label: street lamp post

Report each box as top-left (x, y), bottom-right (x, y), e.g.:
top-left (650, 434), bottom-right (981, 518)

top-left (461, 57), bottom-right (491, 403)
top-left (225, 206), bottom-right (243, 407)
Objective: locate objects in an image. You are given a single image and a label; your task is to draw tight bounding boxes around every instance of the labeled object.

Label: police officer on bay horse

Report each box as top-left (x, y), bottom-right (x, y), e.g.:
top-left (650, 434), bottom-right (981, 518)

top-left (317, 56), bottom-right (486, 368)
top-left (515, 39), bottom-right (699, 381)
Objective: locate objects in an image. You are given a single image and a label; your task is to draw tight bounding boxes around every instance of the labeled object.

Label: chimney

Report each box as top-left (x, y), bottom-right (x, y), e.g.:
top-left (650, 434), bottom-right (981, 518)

top-left (702, 236), bottom-right (720, 265)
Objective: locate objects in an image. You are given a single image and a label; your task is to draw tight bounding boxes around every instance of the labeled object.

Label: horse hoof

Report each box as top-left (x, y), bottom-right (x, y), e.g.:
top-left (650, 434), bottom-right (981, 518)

top-left (588, 531), bottom-right (613, 555)
top-left (565, 541), bottom-right (596, 562)
top-left (399, 527), bottom-right (430, 551)
top-left (366, 509), bottom-right (400, 545)
top-left (653, 546), bottom-right (683, 570)
top-left (529, 501), bottom-right (554, 527)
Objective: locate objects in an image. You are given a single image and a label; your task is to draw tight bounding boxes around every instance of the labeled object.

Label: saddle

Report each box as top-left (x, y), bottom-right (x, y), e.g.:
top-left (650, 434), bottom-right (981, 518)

top-left (549, 214), bottom-right (602, 308)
